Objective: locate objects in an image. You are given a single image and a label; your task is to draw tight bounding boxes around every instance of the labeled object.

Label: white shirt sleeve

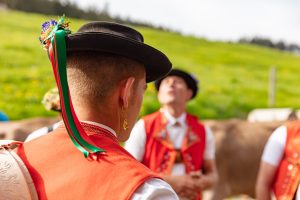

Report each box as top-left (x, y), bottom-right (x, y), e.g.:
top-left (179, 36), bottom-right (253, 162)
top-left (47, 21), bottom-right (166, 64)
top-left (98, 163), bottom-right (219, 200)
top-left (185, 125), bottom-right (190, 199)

top-left (25, 126), bottom-right (50, 142)
top-left (131, 178), bottom-right (179, 200)
top-left (261, 125), bottom-right (287, 166)
top-left (125, 119), bottom-right (147, 161)
top-left (203, 126), bottom-right (215, 160)
top-left (25, 122), bottom-right (60, 142)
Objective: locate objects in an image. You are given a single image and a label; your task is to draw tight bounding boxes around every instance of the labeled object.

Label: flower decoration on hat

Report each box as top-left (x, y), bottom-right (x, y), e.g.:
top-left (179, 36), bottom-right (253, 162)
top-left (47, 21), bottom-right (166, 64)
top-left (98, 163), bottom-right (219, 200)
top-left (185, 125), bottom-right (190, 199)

top-left (39, 15), bottom-right (71, 50)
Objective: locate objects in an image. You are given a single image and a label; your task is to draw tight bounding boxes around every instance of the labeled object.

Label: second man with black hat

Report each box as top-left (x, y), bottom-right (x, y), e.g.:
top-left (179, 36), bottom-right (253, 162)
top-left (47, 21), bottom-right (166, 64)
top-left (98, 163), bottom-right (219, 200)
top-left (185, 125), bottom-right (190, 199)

top-left (125, 69), bottom-right (218, 200)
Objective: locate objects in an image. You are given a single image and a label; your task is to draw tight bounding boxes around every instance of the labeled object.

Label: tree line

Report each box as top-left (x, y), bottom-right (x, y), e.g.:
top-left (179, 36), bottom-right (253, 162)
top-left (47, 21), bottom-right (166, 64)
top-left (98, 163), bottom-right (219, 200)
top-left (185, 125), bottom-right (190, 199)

top-left (1, 0), bottom-right (299, 53)
top-left (0, 0), bottom-right (173, 32)
top-left (239, 37), bottom-right (300, 54)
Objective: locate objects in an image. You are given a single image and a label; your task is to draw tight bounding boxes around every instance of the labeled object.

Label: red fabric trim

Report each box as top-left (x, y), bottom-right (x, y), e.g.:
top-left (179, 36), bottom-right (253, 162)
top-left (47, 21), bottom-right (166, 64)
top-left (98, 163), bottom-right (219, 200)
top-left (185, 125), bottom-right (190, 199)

top-left (273, 120), bottom-right (300, 200)
top-left (16, 123), bottom-right (160, 200)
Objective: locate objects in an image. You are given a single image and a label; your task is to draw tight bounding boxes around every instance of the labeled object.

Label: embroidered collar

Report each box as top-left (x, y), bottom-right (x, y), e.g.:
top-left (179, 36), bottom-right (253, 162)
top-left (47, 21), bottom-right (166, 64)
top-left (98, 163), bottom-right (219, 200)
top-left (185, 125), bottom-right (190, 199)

top-left (58, 120), bottom-right (117, 138)
top-left (160, 109), bottom-right (186, 127)
top-left (81, 121), bottom-right (117, 138)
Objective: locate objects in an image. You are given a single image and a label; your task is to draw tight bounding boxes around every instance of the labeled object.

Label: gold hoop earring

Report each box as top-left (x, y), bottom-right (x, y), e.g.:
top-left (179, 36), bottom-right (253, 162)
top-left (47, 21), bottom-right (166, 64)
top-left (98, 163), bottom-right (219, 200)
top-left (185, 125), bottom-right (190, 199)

top-left (123, 118), bottom-right (129, 131)
top-left (122, 107), bottom-right (129, 131)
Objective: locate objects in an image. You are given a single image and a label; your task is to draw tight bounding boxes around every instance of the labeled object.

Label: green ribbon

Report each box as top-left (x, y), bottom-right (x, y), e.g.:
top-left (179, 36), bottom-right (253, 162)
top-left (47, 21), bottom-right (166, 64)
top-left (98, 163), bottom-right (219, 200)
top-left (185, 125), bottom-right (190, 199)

top-left (52, 30), bottom-right (105, 157)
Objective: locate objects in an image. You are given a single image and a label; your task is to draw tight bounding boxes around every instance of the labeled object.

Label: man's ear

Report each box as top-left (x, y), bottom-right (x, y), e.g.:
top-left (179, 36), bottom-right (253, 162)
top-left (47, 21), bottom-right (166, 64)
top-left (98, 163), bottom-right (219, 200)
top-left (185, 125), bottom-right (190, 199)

top-left (186, 89), bottom-right (193, 101)
top-left (120, 77), bottom-right (135, 108)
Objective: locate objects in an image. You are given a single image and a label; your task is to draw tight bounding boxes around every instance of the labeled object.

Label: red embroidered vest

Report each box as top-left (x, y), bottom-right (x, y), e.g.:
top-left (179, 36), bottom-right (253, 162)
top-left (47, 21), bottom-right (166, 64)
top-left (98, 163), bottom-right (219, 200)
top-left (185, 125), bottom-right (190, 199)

top-left (16, 122), bottom-right (159, 200)
top-left (142, 111), bottom-right (206, 174)
top-left (273, 120), bottom-right (300, 200)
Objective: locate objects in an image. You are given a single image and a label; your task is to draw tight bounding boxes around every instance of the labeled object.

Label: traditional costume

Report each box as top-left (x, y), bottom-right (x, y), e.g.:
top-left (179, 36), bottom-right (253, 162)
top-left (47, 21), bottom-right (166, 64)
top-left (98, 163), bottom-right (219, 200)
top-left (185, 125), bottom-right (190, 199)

top-left (18, 122), bottom-right (171, 199)
top-left (125, 69), bottom-right (216, 200)
top-left (12, 17), bottom-right (179, 199)
top-left (262, 120), bottom-right (300, 200)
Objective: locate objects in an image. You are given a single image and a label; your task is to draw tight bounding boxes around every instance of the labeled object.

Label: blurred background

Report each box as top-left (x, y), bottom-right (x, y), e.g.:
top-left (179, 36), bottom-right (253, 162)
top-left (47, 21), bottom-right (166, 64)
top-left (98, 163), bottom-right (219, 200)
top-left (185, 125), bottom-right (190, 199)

top-left (1, 1), bottom-right (300, 199)
top-left (0, 0), bottom-right (300, 120)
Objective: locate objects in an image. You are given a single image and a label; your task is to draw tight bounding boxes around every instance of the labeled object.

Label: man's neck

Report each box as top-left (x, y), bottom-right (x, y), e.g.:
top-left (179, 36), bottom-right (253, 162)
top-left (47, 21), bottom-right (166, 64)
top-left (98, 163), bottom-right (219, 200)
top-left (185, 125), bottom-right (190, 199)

top-left (73, 103), bottom-right (120, 134)
top-left (162, 104), bottom-right (185, 118)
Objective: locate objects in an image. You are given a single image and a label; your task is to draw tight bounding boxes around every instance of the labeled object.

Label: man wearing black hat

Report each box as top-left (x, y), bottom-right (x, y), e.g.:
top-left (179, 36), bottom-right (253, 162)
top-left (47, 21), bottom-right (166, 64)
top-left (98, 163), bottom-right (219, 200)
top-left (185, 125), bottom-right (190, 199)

top-left (15, 20), bottom-right (179, 199)
top-left (125, 69), bottom-right (218, 200)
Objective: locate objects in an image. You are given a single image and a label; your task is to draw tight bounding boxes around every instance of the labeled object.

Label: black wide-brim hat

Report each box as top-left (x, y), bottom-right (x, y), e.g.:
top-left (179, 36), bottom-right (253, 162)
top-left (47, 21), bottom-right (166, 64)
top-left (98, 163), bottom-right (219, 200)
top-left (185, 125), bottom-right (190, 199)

top-left (154, 69), bottom-right (199, 99)
top-left (65, 22), bottom-right (172, 82)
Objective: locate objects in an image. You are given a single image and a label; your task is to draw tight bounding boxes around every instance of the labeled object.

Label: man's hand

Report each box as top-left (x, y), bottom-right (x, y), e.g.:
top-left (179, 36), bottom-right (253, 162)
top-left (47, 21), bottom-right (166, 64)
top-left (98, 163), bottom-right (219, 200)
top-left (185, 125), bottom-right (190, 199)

top-left (192, 159), bottom-right (219, 191)
top-left (163, 159), bottom-right (218, 199)
top-left (163, 174), bottom-right (198, 200)
top-left (189, 170), bottom-right (202, 179)
top-left (189, 170), bottom-right (210, 192)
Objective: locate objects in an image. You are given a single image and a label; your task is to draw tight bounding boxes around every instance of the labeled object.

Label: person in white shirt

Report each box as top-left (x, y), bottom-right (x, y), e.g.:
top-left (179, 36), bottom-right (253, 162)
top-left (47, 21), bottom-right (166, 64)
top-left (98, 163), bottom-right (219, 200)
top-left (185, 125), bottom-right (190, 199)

top-left (256, 122), bottom-right (300, 200)
top-left (125, 69), bottom-right (218, 200)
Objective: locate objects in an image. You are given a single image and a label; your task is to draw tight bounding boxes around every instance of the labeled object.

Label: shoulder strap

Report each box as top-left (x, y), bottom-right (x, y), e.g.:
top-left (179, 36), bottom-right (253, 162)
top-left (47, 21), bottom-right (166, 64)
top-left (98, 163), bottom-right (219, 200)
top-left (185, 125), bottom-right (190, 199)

top-left (0, 140), bottom-right (38, 200)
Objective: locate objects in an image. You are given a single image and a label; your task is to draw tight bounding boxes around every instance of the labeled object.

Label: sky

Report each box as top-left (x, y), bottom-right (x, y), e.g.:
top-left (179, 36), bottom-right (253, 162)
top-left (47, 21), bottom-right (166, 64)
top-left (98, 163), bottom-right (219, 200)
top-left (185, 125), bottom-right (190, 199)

top-left (70, 0), bottom-right (300, 45)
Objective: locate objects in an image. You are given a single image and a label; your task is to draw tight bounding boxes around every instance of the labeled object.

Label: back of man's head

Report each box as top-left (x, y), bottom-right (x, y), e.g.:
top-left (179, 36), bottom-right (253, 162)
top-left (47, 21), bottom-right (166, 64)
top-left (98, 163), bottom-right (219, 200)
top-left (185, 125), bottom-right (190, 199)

top-left (67, 52), bottom-right (144, 106)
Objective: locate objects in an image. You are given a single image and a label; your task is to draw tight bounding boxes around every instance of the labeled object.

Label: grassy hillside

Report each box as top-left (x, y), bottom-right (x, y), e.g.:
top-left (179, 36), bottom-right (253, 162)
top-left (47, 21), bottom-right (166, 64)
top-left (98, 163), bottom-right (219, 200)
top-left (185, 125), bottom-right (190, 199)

top-left (1, 10), bottom-right (300, 120)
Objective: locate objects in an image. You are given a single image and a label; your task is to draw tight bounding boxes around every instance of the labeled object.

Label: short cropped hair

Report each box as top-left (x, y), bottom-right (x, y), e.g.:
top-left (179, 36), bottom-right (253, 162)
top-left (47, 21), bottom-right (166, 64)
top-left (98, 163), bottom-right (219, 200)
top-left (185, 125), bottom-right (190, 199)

top-left (67, 51), bottom-right (144, 105)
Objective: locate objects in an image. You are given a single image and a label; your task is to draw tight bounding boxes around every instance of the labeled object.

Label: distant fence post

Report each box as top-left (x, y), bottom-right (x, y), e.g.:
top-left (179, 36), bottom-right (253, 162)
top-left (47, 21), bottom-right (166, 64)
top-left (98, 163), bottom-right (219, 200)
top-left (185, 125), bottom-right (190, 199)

top-left (268, 66), bottom-right (277, 107)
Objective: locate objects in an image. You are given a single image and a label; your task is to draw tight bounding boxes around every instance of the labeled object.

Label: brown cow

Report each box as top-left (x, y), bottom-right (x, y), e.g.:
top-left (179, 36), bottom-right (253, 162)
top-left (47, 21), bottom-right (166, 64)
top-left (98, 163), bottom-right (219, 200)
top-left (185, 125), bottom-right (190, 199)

top-left (203, 119), bottom-right (285, 200)
top-left (0, 117), bottom-right (59, 141)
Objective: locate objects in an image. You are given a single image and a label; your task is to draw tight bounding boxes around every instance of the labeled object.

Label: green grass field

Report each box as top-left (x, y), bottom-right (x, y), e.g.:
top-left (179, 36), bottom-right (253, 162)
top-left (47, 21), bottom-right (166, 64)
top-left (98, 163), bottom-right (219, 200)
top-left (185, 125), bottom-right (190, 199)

top-left (1, 10), bottom-right (300, 120)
